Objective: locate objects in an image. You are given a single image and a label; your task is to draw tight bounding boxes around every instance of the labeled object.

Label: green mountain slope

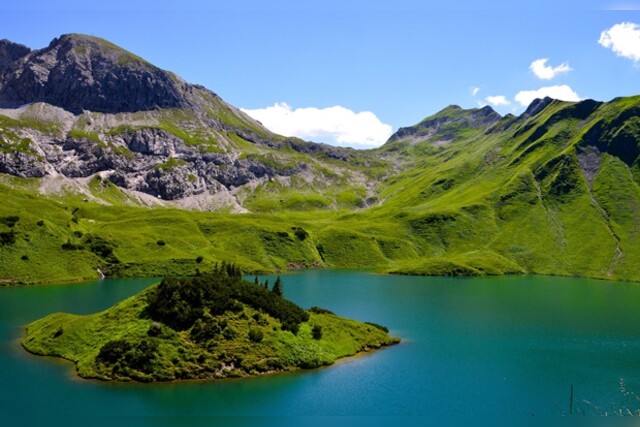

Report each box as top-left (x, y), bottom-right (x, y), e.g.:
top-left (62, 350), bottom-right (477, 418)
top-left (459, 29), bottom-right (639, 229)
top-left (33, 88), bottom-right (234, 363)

top-left (2, 34), bottom-right (640, 284)
top-left (373, 96), bottom-right (640, 280)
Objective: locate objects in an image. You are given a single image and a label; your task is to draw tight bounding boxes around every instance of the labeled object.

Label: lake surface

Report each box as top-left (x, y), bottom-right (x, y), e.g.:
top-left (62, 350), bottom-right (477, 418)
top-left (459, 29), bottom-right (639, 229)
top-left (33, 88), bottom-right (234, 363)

top-left (2, 271), bottom-right (640, 417)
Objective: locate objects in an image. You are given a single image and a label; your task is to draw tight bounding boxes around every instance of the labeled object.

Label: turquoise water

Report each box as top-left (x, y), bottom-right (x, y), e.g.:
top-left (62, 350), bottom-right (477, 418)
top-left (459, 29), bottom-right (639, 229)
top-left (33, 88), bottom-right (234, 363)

top-left (1, 271), bottom-right (640, 416)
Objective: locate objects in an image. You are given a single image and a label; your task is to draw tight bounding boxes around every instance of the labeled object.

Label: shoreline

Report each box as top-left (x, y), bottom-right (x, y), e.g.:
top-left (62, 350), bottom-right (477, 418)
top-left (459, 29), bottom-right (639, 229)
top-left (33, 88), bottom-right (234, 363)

top-left (21, 333), bottom-right (401, 386)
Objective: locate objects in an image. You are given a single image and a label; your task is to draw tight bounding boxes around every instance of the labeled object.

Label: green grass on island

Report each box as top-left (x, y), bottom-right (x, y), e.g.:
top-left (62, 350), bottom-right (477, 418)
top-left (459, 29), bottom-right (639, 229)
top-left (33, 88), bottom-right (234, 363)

top-left (22, 264), bottom-right (399, 382)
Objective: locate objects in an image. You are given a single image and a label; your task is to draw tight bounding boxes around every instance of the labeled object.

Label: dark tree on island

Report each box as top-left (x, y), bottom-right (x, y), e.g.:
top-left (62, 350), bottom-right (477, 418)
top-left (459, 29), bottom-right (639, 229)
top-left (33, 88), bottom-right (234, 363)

top-left (272, 276), bottom-right (283, 297)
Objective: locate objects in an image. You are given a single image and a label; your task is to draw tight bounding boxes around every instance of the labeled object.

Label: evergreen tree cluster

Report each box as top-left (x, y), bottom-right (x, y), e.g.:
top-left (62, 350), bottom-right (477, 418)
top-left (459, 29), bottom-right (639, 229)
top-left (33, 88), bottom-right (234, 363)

top-left (147, 263), bottom-right (309, 334)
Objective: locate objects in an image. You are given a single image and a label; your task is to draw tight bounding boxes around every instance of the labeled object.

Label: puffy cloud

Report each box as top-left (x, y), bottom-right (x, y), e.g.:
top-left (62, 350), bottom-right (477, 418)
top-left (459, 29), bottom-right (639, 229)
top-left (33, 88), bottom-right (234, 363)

top-left (485, 95), bottom-right (511, 106)
top-left (514, 85), bottom-right (581, 107)
top-left (471, 86), bottom-right (480, 96)
top-left (599, 22), bottom-right (640, 62)
top-left (529, 58), bottom-right (572, 80)
top-left (241, 103), bottom-right (393, 148)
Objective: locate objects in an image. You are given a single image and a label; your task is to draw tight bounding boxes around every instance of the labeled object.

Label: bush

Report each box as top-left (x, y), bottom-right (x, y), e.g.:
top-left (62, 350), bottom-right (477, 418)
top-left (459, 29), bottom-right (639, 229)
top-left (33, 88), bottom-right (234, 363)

top-left (312, 325), bottom-right (323, 340)
top-left (189, 316), bottom-right (225, 343)
top-left (53, 326), bottom-right (64, 338)
top-left (124, 339), bottom-right (158, 372)
top-left (365, 322), bottom-right (389, 333)
top-left (292, 227), bottom-right (309, 241)
top-left (156, 240), bottom-right (166, 246)
top-left (248, 327), bottom-right (264, 343)
top-left (61, 240), bottom-right (83, 250)
top-left (36, 220), bottom-right (45, 227)
top-left (147, 322), bottom-right (162, 337)
top-left (20, 254), bottom-right (29, 261)
top-left (309, 306), bottom-right (334, 315)
top-left (97, 339), bottom-right (132, 364)
top-left (84, 234), bottom-right (115, 258)
top-left (196, 256), bottom-right (204, 263)
top-left (97, 338), bottom-right (158, 373)
top-left (0, 216), bottom-right (20, 228)
top-left (0, 231), bottom-right (16, 245)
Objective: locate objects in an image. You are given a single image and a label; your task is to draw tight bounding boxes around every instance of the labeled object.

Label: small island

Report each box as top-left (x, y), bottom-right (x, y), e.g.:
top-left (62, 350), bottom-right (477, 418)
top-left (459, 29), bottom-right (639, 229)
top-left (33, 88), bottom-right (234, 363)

top-left (22, 264), bottom-right (399, 382)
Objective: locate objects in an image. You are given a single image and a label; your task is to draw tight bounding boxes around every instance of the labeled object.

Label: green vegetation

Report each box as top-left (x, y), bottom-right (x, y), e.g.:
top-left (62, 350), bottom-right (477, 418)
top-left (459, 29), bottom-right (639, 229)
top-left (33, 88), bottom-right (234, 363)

top-left (22, 266), bottom-right (399, 382)
top-left (4, 96), bottom-right (640, 284)
top-left (153, 157), bottom-right (188, 171)
top-left (67, 129), bottom-right (103, 144)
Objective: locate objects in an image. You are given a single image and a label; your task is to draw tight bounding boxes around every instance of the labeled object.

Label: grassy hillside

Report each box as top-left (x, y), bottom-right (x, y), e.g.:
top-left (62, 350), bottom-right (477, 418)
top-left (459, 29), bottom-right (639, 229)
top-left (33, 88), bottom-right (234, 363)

top-left (3, 96), bottom-right (640, 284)
top-left (22, 267), bottom-right (399, 382)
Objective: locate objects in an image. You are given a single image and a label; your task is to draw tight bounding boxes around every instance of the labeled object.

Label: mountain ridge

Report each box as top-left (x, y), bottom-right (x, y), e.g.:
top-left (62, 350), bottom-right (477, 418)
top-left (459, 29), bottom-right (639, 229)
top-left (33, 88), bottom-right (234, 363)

top-left (0, 34), bottom-right (378, 211)
top-left (2, 34), bottom-right (640, 284)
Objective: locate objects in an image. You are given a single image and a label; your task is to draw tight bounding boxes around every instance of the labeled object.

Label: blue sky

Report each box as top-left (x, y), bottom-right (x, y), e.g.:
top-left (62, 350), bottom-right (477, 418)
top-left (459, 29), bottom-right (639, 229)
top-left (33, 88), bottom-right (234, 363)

top-left (2, 1), bottom-right (640, 147)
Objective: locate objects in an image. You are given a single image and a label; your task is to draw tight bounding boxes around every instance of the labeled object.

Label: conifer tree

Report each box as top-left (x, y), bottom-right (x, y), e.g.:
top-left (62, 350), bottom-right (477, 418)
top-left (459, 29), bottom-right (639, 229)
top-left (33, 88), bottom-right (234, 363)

top-left (272, 276), bottom-right (283, 297)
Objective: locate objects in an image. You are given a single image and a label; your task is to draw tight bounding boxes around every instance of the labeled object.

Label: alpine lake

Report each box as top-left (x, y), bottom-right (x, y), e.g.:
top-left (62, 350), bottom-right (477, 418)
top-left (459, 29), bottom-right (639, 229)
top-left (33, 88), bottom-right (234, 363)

top-left (2, 270), bottom-right (640, 417)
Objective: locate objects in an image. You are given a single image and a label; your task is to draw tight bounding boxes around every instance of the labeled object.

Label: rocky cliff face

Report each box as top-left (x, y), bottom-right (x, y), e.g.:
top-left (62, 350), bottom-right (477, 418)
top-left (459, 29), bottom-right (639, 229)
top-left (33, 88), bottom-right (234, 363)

top-left (0, 40), bottom-right (31, 72)
top-left (0, 34), bottom-right (367, 209)
top-left (0, 34), bottom-right (191, 114)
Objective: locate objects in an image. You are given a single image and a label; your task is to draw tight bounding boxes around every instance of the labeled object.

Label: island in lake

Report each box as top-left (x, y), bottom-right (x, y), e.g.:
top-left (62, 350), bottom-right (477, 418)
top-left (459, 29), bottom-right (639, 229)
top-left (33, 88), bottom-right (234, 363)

top-left (22, 264), bottom-right (399, 382)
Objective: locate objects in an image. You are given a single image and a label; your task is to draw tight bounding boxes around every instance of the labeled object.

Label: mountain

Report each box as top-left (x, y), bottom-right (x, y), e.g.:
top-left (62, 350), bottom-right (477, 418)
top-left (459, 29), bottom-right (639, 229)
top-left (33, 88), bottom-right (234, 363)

top-left (2, 34), bottom-right (640, 285)
top-left (386, 104), bottom-right (502, 145)
top-left (0, 34), bottom-right (378, 211)
top-left (0, 34), bottom-right (191, 114)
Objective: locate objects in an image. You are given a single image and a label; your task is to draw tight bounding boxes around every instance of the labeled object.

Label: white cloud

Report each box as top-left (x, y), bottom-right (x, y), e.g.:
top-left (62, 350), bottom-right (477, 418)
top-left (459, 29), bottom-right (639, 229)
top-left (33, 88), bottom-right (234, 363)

top-left (515, 85), bottom-right (581, 107)
top-left (529, 58), bottom-right (572, 80)
top-left (241, 103), bottom-right (393, 148)
top-left (471, 86), bottom-right (480, 96)
top-left (599, 22), bottom-right (640, 62)
top-left (485, 95), bottom-right (511, 106)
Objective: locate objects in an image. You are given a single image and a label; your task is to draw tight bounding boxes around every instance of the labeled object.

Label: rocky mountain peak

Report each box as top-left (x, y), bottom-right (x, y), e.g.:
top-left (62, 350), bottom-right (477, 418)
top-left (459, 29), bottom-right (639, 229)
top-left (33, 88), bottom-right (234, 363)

top-left (386, 104), bottom-right (501, 144)
top-left (521, 97), bottom-right (554, 118)
top-left (0, 34), bottom-right (191, 114)
top-left (0, 39), bottom-right (31, 71)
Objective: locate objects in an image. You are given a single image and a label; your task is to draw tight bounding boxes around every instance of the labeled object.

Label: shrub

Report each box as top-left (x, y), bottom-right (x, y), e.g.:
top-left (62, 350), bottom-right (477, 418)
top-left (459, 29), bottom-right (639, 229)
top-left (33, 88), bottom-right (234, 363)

top-left (309, 306), bottom-right (334, 315)
top-left (312, 325), bottom-right (323, 340)
top-left (281, 320), bottom-right (300, 335)
top-left (36, 220), bottom-right (45, 227)
top-left (147, 322), bottom-right (162, 337)
top-left (189, 316), bottom-right (224, 343)
top-left (0, 216), bottom-right (19, 228)
top-left (0, 231), bottom-right (16, 245)
top-left (84, 235), bottom-right (115, 259)
top-left (365, 322), bottom-right (389, 333)
top-left (248, 327), bottom-right (264, 343)
top-left (223, 327), bottom-right (237, 340)
top-left (124, 339), bottom-right (158, 372)
top-left (156, 240), bottom-right (166, 246)
top-left (196, 256), bottom-right (204, 263)
top-left (61, 240), bottom-right (83, 250)
top-left (97, 339), bottom-right (132, 364)
top-left (292, 227), bottom-right (309, 241)
top-left (20, 254), bottom-right (29, 261)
